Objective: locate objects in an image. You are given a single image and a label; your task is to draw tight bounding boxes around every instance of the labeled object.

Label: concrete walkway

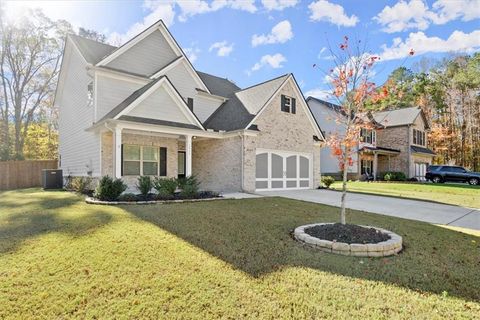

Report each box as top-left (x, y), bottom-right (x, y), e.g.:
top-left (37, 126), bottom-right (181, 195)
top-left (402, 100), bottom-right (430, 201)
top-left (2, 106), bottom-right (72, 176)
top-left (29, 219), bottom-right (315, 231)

top-left (257, 189), bottom-right (480, 231)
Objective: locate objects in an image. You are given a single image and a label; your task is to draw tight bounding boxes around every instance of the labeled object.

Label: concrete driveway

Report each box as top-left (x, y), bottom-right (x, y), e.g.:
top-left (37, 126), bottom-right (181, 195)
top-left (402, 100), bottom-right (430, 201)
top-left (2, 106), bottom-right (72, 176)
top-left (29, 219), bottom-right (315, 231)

top-left (257, 189), bottom-right (480, 231)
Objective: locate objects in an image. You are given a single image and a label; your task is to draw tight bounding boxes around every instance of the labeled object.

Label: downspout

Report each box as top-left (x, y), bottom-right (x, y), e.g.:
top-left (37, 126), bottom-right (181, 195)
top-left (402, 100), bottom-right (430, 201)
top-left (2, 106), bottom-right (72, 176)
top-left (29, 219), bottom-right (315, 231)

top-left (239, 132), bottom-right (245, 192)
top-left (407, 124), bottom-right (412, 178)
top-left (104, 122), bottom-right (115, 177)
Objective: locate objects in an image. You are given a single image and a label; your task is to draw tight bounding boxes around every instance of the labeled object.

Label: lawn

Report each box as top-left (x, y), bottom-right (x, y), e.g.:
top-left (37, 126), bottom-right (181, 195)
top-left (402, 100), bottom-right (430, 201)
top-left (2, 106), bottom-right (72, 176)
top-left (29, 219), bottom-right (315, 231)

top-left (0, 189), bottom-right (479, 319)
top-left (331, 181), bottom-right (480, 208)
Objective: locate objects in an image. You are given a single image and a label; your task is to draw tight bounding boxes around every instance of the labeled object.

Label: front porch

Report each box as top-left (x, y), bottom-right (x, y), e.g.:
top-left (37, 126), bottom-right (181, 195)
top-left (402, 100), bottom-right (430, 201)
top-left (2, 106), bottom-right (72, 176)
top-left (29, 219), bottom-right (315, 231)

top-left (359, 146), bottom-right (401, 180)
top-left (100, 120), bottom-right (220, 188)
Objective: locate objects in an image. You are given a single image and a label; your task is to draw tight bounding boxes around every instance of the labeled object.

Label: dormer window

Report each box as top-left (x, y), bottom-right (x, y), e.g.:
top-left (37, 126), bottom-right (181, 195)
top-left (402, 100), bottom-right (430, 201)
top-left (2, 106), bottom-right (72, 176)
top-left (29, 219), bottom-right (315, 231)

top-left (413, 129), bottom-right (426, 146)
top-left (360, 128), bottom-right (376, 144)
top-left (281, 95), bottom-right (296, 114)
top-left (87, 81), bottom-right (94, 106)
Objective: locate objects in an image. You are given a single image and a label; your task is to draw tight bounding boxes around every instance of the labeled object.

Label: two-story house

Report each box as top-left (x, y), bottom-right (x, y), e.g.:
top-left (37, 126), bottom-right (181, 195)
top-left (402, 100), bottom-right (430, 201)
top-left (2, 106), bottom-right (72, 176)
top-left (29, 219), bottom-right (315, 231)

top-left (55, 20), bottom-right (325, 192)
top-left (308, 97), bottom-right (435, 180)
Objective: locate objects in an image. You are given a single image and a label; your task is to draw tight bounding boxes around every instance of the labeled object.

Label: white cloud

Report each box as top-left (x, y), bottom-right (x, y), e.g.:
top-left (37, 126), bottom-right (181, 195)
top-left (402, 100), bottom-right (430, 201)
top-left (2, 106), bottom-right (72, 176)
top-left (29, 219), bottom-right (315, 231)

top-left (177, 0), bottom-right (256, 21)
top-left (108, 1), bottom-right (175, 44)
top-left (251, 53), bottom-right (287, 71)
top-left (375, 0), bottom-right (480, 33)
top-left (109, 0), bottom-right (257, 44)
top-left (308, 0), bottom-right (358, 27)
top-left (379, 30), bottom-right (480, 61)
top-left (305, 88), bottom-right (331, 100)
top-left (184, 46), bottom-right (201, 63)
top-left (252, 20), bottom-right (293, 47)
top-left (262, 0), bottom-right (298, 11)
top-left (432, 0), bottom-right (480, 23)
top-left (209, 41), bottom-right (234, 56)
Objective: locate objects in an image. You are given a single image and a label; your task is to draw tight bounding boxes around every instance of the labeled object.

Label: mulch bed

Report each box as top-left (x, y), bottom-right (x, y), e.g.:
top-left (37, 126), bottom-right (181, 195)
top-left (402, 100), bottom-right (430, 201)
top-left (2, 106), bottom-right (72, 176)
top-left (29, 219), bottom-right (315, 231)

top-left (304, 223), bottom-right (391, 244)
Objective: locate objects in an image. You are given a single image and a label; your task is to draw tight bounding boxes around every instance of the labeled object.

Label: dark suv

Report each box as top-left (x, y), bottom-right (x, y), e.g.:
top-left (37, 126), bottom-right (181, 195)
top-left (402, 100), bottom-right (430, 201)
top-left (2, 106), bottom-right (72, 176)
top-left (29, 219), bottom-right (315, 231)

top-left (425, 165), bottom-right (480, 185)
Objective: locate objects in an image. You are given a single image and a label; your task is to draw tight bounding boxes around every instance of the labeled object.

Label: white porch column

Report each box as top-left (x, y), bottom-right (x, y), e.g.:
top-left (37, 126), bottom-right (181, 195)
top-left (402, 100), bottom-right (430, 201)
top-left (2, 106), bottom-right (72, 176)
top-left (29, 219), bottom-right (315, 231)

top-left (373, 152), bottom-right (378, 181)
top-left (185, 134), bottom-right (192, 177)
top-left (114, 126), bottom-right (122, 178)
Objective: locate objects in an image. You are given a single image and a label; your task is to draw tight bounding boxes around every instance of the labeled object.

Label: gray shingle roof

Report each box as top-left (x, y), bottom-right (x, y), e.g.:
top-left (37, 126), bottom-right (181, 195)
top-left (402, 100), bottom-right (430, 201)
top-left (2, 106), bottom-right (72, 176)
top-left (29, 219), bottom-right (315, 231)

top-left (197, 72), bottom-right (241, 97)
top-left (372, 107), bottom-right (422, 127)
top-left (68, 34), bottom-right (116, 64)
top-left (203, 74), bottom-right (290, 131)
top-left (118, 115), bottom-right (201, 130)
top-left (411, 145), bottom-right (435, 155)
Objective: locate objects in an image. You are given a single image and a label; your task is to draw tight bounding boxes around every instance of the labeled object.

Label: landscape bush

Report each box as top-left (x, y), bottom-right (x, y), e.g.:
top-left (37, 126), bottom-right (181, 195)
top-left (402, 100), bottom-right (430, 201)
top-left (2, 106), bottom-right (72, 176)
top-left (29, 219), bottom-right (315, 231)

top-left (178, 175), bottom-right (200, 198)
top-left (117, 193), bottom-right (139, 202)
top-left (94, 176), bottom-right (127, 201)
top-left (136, 176), bottom-right (153, 199)
top-left (153, 177), bottom-right (178, 199)
top-left (383, 171), bottom-right (407, 181)
top-left (69, 176), bottom-right (93, 194)
top-left (321, 176), bottom-right (336, 188)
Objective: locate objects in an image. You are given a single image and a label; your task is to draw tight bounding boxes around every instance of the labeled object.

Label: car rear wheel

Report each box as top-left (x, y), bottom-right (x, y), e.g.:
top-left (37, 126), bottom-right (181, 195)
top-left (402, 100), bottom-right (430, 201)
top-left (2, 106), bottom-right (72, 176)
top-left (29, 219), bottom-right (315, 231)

top-left (432, 176), bottom-right (443, 183)
top-left (468, 177), bottom-right (479, 185)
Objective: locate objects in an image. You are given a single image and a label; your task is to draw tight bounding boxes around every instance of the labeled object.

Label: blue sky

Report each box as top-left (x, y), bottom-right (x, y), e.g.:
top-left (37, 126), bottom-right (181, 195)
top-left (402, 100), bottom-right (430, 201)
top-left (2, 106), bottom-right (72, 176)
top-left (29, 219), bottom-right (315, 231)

top-left (6, 0), bottom-right (480, 99)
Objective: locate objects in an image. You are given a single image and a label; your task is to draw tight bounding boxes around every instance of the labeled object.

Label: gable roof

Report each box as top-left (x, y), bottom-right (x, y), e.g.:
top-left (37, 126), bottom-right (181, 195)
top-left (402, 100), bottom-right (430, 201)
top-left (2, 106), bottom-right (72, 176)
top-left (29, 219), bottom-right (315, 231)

top-left (203, 74), bottom-right (290, 131)
top-left (68, 34), bottom-right (116, 64)
top-left (372, 107), bottom-right (425, 128)
top-left (236, 74), bottom-right (289, 114)
top-left (97, 75), bottom-right (204, 129)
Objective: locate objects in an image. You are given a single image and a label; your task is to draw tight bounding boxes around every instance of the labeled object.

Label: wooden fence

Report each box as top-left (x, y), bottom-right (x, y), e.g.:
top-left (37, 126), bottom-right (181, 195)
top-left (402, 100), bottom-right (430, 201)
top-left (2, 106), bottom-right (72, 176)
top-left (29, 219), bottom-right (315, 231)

top-left (0, 160), bottom-right (58, 190)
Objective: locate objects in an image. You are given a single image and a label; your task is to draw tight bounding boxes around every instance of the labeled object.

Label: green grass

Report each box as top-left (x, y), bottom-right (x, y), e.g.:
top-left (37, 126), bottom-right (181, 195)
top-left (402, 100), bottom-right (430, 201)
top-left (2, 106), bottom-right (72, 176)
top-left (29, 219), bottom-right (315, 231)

top-left (331, 181), bottom-right (480, 208)
top-left (0, 189), bottom-right (479, 319)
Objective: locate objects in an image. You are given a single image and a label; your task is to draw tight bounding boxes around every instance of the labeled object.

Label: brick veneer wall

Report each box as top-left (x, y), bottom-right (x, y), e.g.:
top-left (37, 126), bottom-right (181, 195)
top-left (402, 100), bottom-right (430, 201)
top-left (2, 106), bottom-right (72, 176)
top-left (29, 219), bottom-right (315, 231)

top-left (243, 80), bottom-right (321, 192)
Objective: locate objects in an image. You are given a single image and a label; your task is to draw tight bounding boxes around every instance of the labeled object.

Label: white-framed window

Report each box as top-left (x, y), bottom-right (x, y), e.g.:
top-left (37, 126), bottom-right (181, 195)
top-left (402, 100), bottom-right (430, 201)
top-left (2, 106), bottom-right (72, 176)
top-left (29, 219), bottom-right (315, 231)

top-left (413, 129), bottom-right (426, 146)
top-left (281, 94), bottom-right (296, 114)
top-left (361, 159), bottom-right (373, 175)
top-left (123, 145), bottom-right (160, 176)
top-left (360, 128), bottom-right (376, 144)
top-left (87, 81), bottom-right (94, 106)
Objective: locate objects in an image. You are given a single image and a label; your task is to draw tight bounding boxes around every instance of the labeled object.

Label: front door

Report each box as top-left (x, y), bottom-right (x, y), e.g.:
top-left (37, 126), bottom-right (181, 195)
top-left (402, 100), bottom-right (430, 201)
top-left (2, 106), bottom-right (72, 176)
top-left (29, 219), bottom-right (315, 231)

top-left (255, 150), bottom-right (311, 190)
top-left (178, 151), bottom-right (186, 178)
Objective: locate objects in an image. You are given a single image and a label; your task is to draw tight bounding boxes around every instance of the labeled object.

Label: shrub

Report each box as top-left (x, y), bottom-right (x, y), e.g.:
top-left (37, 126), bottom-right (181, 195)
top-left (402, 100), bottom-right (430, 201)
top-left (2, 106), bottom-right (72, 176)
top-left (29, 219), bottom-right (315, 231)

top-left (178, 175), bottom-right (200, 199)
top-left (70, 176), bottom-right (93, 194)
top-left (136, 176), bottom-right (153, 198)
top-left (383, 171), bottom-right (407, 181)
top-left (94, 176), bottom-right (127, 201)
top-left (117, 193), bottom-right (139, 202)
top-left (321, 176), bottom-right (335, 188)
top-left (153, 177), bottom-right (177, 199)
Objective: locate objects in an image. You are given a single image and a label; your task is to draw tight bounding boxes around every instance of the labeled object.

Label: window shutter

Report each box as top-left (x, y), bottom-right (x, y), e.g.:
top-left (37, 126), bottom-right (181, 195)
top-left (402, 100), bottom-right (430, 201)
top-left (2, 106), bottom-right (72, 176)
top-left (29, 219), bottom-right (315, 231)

top-left (120, 144), bottom-right (124, 176)
top-left (291, 97), bottom-right (296, 114)
top-left (187, 98), bottom-right (193, 111)
top-left (281, 94), bottom-right (287, 112)
top-left (160, 147), bottom-right (167, 176)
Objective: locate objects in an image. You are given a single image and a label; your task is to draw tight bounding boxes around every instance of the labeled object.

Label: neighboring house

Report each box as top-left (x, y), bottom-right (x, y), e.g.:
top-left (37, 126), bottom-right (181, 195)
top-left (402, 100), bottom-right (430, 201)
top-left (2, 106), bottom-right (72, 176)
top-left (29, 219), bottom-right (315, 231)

top-left (307, 97), bottom-right (435, 180)
top-left (55, 20), bottom-right (324, 192)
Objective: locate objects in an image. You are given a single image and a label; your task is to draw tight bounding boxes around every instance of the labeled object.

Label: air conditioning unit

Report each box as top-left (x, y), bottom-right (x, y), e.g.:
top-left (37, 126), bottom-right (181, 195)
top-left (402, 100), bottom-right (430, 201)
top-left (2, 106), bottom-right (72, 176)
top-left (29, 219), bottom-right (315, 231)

top-left (42, 169), bottom-right (63, 189)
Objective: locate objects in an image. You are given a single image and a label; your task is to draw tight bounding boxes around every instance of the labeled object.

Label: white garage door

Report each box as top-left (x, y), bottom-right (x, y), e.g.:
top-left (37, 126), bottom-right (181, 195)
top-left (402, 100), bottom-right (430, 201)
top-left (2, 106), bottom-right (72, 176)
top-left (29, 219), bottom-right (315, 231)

top-left (255, 149), bottom-right (311, 190)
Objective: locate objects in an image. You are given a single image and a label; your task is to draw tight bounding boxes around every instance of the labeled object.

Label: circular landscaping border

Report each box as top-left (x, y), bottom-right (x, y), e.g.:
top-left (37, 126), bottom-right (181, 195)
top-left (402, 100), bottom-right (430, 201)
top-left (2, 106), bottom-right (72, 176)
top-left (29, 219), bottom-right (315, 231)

top-left (294, 223), bottom-right (402, 257)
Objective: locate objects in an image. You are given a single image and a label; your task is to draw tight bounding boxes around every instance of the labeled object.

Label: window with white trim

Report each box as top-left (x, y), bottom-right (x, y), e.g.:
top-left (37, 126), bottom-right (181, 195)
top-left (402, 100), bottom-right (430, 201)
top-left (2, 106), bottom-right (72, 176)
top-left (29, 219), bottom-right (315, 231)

top-left (281, 94), bottom-right (296, 113)
top-left (360, 128), bottom-right (376, 144)
top-left (361, 159), bottom-right (373, 175)
top-left (123, 145), bottom-right (160, 176)
top-left (413, 129), bottom-right (426, 146)
top-left (87, 81), bottom-right (94, 106)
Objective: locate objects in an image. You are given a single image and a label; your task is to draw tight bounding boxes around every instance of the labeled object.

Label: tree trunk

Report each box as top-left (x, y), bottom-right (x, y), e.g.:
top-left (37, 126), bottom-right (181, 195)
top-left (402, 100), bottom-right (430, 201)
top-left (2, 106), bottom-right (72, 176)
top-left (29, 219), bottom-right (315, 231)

top-left (340, 145), bottom-right (349, 225)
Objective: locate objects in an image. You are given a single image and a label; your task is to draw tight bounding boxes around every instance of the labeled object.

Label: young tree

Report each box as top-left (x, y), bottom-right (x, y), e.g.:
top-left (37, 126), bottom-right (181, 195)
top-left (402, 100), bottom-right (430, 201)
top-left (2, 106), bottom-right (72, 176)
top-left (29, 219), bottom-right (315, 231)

top-left (318, 37), bottom-right (413, 224)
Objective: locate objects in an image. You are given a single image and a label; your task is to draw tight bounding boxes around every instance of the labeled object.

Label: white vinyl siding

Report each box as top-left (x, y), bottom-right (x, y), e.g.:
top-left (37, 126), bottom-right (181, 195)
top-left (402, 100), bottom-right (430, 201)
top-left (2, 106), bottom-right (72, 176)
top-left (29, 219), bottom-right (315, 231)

top-left (58, 40), bottom-right (101, 176)
top-left (164, 61), bottom-right (197, 99)
top-left (126, 86), bottom-right (192, 124)
top-left (95, 75), bottom-right (144, 120)
top-left (106, 30), bottom-right (178, 76)
top-left (192, 95), bottom-right (223, 122)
